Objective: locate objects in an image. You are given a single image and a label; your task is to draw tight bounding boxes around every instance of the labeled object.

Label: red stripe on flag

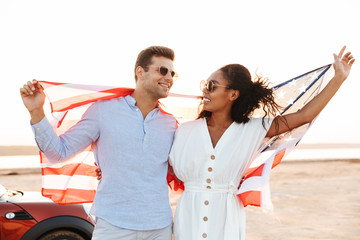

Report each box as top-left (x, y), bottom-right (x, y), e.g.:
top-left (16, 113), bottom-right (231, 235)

top-left (238, 191), bottom-right (261, 207)
top-left (43, 163), bottom-right (98, 177)
top-left (272, 150), bottom-right (285, 168)
top-left (39, 81), bottom-right (66, 87)
top-left (42, 188), bottom-right (96, 205)
top-left (243, 163), bottom-right (265, 179)
top-left (167, 173), bottom-right (184, 191)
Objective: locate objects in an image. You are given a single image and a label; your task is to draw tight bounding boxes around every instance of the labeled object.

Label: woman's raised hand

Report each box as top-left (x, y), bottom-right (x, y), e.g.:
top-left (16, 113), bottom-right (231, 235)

top-left (333, 46), bottom-right (355, 80)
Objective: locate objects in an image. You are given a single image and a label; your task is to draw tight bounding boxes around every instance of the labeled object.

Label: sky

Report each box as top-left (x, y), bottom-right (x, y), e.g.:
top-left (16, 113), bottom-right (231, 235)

top-left (0, 0), bottom-right (359, 146)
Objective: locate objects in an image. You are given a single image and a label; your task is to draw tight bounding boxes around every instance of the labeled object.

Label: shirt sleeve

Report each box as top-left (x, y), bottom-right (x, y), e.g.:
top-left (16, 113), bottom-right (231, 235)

top-left (168, 126), bottom-right (179, 167)
top-left (31, 102), bottom-right (101, 163)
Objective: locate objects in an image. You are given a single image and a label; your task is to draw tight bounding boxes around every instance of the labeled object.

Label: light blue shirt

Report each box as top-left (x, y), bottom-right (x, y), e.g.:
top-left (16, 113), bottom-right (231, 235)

top-left (32, 95), bottom-right (177, 230)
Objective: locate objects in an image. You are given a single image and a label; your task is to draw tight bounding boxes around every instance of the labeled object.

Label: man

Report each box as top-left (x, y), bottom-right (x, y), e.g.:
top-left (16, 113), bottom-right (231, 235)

top-left (20, 46), bottom-right (178, 240)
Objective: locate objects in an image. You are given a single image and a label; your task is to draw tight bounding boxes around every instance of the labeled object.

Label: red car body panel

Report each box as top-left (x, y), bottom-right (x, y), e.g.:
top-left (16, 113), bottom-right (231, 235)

top-left (0, 202), bottom-right (38, 239)
top-left (14, 202), bottom-right (93, 223)
top-left (0, 200), bottom-right (94, 240)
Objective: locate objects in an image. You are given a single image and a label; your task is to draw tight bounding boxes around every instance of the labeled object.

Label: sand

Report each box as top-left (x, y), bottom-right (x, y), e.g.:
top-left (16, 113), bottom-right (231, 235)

top-left (1, 160), bottom-right (359, 240)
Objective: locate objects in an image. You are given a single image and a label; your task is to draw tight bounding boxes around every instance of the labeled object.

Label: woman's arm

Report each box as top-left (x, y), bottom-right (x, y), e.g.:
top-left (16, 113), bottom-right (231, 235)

top-left (266, 46), bottom-right (355, 138)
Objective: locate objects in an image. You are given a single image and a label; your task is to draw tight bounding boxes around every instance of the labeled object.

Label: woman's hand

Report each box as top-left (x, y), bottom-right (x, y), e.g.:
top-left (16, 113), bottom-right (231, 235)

top-left (333, 46), bottom-right (355, 81)
top-left (94, 162), bottom-right (102, 180)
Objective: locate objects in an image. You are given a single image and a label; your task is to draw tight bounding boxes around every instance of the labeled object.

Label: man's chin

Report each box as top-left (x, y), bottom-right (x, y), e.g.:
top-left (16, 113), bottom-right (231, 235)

top-left (158, 90), bottom-right (170, 99)
top-left (158, 93), bottom-right (169, 99)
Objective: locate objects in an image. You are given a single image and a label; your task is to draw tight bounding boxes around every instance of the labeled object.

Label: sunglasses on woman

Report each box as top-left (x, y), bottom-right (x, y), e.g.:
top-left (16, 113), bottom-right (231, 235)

top-left (200, 80), bottom-right (229, 92)
top-left (146, 66), bottom-right (178, 79)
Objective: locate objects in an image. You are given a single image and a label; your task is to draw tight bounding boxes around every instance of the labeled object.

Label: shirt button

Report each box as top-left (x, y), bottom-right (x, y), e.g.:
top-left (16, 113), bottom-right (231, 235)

top-left (208, 167), bottom-right (213, 172)
top-left (206, 186), bottom-right (211, 189)
top-left (206, 178), bottom-right (211, 183)
top-left (210, 155), bottom-right (215, 160)
top-left (204, 200), bottom-right (209, 205)
top-left (144, 138), bottom-right (147, 141)
top-left (202, 233), bottom-right (207, 238)
top-left (203, 216), bottom-right (208, 221)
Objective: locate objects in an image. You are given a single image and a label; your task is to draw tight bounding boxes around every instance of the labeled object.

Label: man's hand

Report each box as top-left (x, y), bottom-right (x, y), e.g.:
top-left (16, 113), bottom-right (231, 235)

top-left (20, 79), bottom-right (46, 124)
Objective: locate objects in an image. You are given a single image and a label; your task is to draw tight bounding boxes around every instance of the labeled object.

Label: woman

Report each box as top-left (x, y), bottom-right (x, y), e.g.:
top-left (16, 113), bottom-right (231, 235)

top-left (169, 46), bottom-right (354, 240)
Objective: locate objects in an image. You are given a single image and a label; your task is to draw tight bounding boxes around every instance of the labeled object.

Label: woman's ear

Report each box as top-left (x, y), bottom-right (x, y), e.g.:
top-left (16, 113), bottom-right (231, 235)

top-left (229, 89), bottom-right (239, 101)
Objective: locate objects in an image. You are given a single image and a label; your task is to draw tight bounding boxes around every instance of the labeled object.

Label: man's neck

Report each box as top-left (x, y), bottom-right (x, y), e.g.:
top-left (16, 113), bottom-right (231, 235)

top-left (131, 90), bottom-right (158, 119)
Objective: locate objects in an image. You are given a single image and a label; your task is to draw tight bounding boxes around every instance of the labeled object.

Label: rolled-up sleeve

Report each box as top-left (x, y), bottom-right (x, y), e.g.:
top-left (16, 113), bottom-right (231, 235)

top-left (31, 103), bottom-right (100, 163)
top-left (32, 116), bottom-right (56, 152)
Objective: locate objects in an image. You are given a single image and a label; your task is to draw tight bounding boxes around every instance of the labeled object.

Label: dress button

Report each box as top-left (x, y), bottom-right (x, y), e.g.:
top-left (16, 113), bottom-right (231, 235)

top-left (204, 200), bottom-right (209, 205)
top-left (206, 186), bottom-right (211, 189)
top-left (206, 178), bottom-right (211, 183)
top-left (203, 216), bottom-right (208, 221)
top-left (208, 167), bottom-right (213, 172)
top-left (202, 233), bottom-right (207, 238)
top-left (210, 155), bottom-right (215, 160)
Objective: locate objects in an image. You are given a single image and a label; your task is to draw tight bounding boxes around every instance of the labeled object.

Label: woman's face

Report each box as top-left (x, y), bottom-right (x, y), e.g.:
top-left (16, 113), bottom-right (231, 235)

top-left (201, 70), bottom-right (236, 113)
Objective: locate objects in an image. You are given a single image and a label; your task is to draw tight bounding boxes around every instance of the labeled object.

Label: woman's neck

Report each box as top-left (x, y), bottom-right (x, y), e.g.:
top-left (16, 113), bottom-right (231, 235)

top-left (206, 112), bottom-right (233, 148)
top-left (207, 112), bottom-right (233, 130)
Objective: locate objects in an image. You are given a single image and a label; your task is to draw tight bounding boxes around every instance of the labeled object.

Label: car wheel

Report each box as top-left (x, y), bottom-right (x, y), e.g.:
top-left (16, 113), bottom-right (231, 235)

top-left (38, 230), bottom-right (86, 240)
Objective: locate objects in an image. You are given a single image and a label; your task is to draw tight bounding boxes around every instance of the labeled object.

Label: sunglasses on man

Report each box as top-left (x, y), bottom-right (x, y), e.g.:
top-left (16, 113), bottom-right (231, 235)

top-left (200, 80), bottom-right (229, 92)
top-left (145, 66), bottom-right (178, 79)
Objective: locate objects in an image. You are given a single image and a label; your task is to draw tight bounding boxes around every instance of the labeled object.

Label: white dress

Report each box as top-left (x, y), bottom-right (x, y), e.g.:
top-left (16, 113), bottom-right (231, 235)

top-left (169, 117), bottom-right (272, 240)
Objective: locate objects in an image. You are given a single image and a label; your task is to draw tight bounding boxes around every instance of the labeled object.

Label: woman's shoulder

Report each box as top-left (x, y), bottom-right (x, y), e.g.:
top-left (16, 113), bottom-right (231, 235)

top-left (239, 117), bottom-right (273, 131)
top-left (230, 117), bottom-right (272, 129)
top-left (176, 118), bottom-right (204, 132)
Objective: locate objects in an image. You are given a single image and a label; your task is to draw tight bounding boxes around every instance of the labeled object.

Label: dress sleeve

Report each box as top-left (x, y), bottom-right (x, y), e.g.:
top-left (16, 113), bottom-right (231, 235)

top-left (248, 117), bottom-right (274, 154)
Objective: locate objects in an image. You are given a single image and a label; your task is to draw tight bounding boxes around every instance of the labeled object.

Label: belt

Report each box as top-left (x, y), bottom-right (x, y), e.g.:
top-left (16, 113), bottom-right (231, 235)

top-left (184, 182), bottom-right (238, 195)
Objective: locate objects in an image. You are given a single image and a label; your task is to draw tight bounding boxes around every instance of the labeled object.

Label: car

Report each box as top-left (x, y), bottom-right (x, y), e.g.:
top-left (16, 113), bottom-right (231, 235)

top-left (0, 190), bottom-right (94, 240)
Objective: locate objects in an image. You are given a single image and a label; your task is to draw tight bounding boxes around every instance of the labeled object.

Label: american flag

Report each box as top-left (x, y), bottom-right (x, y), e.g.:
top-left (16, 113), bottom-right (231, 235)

top-left (38, 82), bottom-right (198, 204)
top-left (237, 64), bottom-right (332, 210)
top-left (38, 64), bottom-right (332, 209)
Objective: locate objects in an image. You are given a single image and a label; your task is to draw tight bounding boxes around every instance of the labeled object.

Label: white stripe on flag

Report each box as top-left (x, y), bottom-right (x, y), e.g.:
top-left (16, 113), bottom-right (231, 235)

top-left (45, 84), bottom-right (116, 102)
top-left (42, 175), bottom-right (98, 190)
top-left (238, 152), bottom-right (275, 194)
top-left (249, 150), bottom-right (276, 168)
top-left (237, 176), bottom-right (267, 194)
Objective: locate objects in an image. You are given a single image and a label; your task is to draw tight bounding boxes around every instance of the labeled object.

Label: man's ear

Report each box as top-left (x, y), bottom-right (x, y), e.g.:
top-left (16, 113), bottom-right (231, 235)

top-left (229, 89), bottom-right (239, 101)
top-left (135, 66), bottom-right (145, 81)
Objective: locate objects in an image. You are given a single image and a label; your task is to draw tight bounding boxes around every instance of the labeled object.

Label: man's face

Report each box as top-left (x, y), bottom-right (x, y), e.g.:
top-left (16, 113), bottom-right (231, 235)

top-left (140, 56), bottom-right (176, 100)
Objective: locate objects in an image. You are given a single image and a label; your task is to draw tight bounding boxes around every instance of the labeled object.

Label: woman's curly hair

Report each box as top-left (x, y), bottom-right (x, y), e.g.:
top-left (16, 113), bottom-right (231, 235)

top-left (198, 64), bottom-right (282, 130)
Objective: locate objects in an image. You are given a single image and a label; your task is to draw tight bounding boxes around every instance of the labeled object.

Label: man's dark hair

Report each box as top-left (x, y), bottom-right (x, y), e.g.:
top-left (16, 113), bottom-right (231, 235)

top-left (134, 46), bottom-right (175, 81)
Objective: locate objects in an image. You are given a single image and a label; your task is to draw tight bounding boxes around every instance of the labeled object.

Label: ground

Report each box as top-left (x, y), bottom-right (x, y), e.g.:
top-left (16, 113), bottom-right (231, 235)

top-left (1, 160), bottom-right (359, 240)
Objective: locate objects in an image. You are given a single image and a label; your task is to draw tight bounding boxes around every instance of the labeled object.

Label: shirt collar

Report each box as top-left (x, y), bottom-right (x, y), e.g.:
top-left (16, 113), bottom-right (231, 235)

top-left (124, 95), bottom-right (137, 110)
top-left (124, 95), bottom-right (160, 112)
